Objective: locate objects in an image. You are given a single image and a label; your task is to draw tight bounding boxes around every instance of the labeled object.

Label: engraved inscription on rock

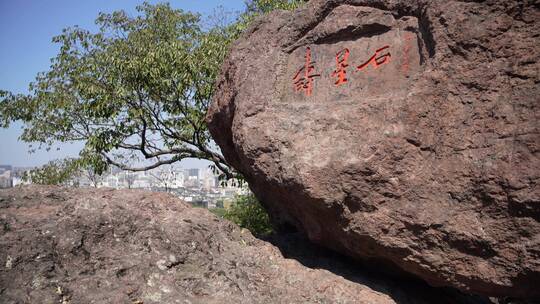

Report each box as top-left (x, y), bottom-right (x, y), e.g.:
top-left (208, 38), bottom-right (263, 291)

top-left (280, 6), bottom-right (423, 103)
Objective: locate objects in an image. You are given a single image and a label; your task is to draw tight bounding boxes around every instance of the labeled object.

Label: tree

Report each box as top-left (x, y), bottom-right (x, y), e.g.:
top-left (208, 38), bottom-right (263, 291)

top-left (23, 158), bottom-right (80, 186)
top-left (81, 167), bottom-right (103, 188)
top-left (0, 1), bottom-right (306, 178)
top-left (148, 167), bottom-right (175, 192)
top-left (123, 172), bottom-right (137, 189)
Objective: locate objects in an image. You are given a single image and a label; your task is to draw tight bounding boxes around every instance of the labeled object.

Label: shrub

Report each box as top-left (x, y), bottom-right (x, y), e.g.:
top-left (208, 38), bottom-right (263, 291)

top-left (224, 194), bottom-right (273, 236)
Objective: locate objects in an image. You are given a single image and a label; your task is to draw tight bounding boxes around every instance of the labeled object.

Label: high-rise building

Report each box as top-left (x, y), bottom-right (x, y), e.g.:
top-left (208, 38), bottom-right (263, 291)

top-left (188, 168), bottom-right (199, 178)
top-left (201, 168), bottom-right (218, 190)
top-left (0, 169), bottom-right (13, 188)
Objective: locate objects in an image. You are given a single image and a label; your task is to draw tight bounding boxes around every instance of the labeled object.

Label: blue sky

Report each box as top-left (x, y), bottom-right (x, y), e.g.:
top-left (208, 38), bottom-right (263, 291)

top-left (0, 0), bottom-right (245, 168)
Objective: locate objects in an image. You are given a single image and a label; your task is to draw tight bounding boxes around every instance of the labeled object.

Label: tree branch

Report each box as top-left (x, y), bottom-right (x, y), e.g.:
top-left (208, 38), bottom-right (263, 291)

top-left (101, 152), bottom-right (182, 172)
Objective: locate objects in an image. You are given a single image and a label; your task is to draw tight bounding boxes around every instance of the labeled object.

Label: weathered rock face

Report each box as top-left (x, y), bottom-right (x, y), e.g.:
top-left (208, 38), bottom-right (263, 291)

top-left (207, 0), bottom-right (540, 298)
top-left (1, 186), bottom-right (397, 304)
top-left (0, 186), bottom-right (492, 304)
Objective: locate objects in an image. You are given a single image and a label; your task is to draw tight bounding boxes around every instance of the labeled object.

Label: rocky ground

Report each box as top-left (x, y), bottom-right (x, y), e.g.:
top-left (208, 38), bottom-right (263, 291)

top-left (0, 185), bottom-right (500, 304)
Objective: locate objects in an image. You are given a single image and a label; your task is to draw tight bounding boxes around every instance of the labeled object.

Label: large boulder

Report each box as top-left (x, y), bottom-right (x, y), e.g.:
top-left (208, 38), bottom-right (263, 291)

top-left (207, 0), bottom-right (540, 299)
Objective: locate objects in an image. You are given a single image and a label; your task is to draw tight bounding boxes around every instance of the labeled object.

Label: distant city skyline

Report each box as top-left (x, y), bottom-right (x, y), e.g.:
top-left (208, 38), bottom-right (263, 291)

top-left (0, 163), bottom-right (247, 207)
top-left (0, 0), bottom-right (244, 168)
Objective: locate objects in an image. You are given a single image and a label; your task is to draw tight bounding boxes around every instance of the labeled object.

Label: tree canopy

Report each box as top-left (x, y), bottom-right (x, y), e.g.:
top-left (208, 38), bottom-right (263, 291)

top-left (0, 1), bottom-right (306, 178)
top-left (22, 158), bottom-right (80, 186)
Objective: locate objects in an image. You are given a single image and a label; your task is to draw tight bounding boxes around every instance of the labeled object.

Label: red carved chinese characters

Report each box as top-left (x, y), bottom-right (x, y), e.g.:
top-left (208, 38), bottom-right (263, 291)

top-left (331, 48), bottom-right (350, 85)
top-left (356, 46), bottom-right (391, 71)
top-left (293, 47), bottom-right (320, 96)
top-left (292, 45), bottom-right (394, 94)
top-left (401, 34), bottom-right (413, 74)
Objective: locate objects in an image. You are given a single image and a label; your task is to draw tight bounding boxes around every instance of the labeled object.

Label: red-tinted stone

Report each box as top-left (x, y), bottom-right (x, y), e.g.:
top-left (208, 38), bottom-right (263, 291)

top-left (207, 0), bottom-right (540, 298)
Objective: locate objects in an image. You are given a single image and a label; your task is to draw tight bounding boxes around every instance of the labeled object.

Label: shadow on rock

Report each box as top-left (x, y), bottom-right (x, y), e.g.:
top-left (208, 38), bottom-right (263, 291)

top-left (265, 232), bottom-right (493, 304)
